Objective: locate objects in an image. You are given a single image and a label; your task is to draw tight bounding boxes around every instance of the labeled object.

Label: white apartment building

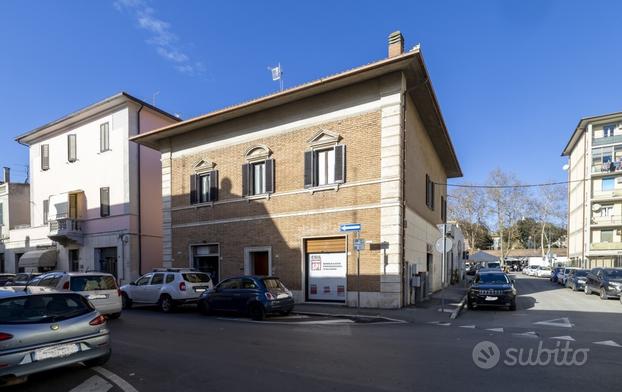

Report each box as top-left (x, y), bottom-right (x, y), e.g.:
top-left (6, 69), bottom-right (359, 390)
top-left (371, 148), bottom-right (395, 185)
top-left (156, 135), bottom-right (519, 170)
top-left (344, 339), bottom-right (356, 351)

top-left (562, 111), bottom-right (622, 268)
top-left (1, 93), bottom-right (179, 283)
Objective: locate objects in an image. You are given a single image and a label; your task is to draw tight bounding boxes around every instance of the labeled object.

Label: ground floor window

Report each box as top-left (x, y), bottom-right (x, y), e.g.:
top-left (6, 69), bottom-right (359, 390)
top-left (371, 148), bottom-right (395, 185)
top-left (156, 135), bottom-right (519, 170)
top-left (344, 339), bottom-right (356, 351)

top-left (192, 244), bottom-right (220, 284)
top-left (304, 237), bottom-right (346, 303)
top-left (95, 247), bottom-right (117, 277)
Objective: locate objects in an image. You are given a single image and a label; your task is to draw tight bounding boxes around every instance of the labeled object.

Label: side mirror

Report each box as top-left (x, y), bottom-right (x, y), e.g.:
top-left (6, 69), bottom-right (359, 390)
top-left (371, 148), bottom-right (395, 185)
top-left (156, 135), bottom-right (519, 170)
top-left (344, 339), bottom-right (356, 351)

top-left (130, 281), bottom-right (136, 286)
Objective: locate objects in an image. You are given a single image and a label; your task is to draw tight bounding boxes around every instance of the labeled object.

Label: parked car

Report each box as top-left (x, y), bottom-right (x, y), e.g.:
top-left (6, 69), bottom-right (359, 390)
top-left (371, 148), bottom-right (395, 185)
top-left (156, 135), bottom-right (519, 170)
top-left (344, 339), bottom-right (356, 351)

top-left (550, 267), bottom-right (563, 282)
top-left (566, 269), bottom-right (589, 291)
top-left (536, 266), bottom-right (552, 278)
top-left (120, 268), bottom-right (213, 313)
top-left (557, 267), bottom-right (577, 286)
top-left (524, 265), bottom-right (538, 276)
top-left (584, 268), bottom-right (622, 299)
top-left (4, 273), bottom-right (41, 288)
top-left (198, 276), bottom-right (295, 320)
top-left (0, 289), bottom-right (110, 385)
top-left (29, 272), bottom-right (123, 318)
top-left (467, 271), bottom-right (517, 311)
top-left (0, 274), bottom-right (15, 286)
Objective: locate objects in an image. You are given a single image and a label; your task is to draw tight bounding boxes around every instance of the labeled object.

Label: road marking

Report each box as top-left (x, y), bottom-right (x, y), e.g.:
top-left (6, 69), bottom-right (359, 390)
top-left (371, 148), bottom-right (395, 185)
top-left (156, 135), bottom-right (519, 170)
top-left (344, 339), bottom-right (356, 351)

top-left (459, 325), bottom-right (476, 329)
top-left (485, 328), bottom-right (504, 333)
top-left (93, 367), bottom-right (139, 392)
top-left (534, 317), bottom-right (573, 328)
top-left (514, 331), bottom-right (538, 338)
top-left (551, 336), bottom-right (575, 341)
top-left (427, 321), bottom-right (451, 326)
top-left (297, 319), bottom-right (355, 325)
top-left (593, 340), bottom-right (622, 347)
top-left (69, 376), bottom-right (113, 392)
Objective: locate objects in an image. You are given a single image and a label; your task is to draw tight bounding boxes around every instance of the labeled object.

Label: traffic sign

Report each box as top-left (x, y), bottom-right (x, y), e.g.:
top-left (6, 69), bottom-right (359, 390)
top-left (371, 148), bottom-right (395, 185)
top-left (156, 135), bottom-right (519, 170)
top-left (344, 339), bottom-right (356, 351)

top-left (354, 238), bottom-right (365, 251)
top-left (339, 223), bottom-right (361, 232)
top-left (435, 237), bottom-right (453, 253)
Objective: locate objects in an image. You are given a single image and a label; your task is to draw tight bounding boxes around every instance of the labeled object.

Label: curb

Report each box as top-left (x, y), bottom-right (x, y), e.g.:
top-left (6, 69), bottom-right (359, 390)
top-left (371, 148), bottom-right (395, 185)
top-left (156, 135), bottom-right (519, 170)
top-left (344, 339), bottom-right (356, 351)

top-left (449, 294), bottom-right (468, 320)
top-left (293, 311), bottom-right (408, 324)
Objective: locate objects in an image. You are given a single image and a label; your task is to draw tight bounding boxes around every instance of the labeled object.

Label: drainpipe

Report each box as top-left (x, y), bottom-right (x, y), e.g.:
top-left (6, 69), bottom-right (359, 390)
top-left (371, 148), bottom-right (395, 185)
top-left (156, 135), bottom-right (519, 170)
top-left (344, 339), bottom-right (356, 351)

top-left (137, 104), bottom-right (144, 276)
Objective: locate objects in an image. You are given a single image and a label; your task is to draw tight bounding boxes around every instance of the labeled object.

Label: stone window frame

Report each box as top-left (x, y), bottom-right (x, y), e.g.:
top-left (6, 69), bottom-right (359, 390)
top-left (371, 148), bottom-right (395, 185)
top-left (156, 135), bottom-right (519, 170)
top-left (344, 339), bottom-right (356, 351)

top-left (243, 145), bottom-right (274, 200)
top-left (304, 129), bottom-right (345, 193)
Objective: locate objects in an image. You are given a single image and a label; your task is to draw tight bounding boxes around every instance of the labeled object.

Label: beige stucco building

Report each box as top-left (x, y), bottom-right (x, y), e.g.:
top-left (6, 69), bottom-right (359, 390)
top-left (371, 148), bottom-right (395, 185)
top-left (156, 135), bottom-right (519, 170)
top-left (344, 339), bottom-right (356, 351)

top-left (132, 32), bottom-right (462, 308)
top-left (563, 111), bottom-right (622, 268)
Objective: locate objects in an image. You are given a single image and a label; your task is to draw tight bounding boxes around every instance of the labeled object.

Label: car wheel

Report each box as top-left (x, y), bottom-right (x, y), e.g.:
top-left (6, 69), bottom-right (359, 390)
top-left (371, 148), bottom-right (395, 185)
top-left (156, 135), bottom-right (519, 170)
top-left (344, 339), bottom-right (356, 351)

top-left (198, 301), bottom-right (212, 316)
top-left (279, 309), bottom-right (292, 316)
top-left (159, 295), bottom-right (175, 313)
top-left (108, 312), bottom-right (121, 320)
top-left (509, 300), bottom-right (516, 311)
top-left (84, 349), bottom-right (111, 367)
top-left (121, 293), bottom-right (132, 310)
top-left (249, 302), bottom-right (265, 321)
top-left (467, 301), bottom-right (474, 310)
top-left (600, 288), bottom-right (608, 300)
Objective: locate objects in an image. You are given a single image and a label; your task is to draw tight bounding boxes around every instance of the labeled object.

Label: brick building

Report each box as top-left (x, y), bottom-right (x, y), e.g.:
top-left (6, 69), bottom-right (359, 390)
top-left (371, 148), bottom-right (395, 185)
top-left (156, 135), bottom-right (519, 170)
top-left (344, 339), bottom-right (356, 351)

top-left (132, 32), bottom-right (462, 308)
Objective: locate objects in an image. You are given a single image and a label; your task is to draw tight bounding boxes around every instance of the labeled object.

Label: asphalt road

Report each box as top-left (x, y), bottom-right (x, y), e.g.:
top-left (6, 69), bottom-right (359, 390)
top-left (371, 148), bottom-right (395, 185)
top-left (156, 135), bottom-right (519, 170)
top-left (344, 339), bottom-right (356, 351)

top-left (11, 275), bottom-right (622, 392)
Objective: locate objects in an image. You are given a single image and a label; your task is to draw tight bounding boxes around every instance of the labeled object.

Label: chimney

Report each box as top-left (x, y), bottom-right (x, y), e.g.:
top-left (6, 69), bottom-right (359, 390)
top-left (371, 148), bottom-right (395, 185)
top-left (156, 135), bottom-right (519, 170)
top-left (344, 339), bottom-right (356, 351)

top-left (388, 31), bottom-right (404, 58)
top-left (2, 167), bottom-right (9, 184)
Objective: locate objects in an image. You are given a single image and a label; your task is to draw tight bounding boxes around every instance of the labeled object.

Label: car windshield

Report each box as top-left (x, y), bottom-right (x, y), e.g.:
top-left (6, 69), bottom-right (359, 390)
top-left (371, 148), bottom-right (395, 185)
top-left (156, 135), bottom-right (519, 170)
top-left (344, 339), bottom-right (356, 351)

top-left (477, 274), bottom-right (509, 284)
top-left (575, 270), bottom-right (588, 277)
top-left (183, 273), bottom-right (211, 283)
top-left (70, 275), bottom-right (117, 291)
top-left (263, 278), bottom-right (287, 290)
top-left (0, 294), bottom-right (93, 324)
top-left (487, 263), bottom-right (500, 268)
top-left (605, 270), bottom-right (622, 278)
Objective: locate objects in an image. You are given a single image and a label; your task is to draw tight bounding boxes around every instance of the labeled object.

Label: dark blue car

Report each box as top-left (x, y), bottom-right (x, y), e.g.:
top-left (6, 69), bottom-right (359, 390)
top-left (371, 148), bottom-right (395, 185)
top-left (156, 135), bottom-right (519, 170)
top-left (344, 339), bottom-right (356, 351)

top-left (198, 276), bottom-right (295, 320)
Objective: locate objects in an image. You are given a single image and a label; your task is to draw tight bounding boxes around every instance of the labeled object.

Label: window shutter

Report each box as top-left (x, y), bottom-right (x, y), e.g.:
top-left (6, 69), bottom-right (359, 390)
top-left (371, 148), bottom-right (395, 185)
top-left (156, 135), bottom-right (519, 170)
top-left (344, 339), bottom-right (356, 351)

top-left (43, 200), bottom-right (49, 225)
top-left (334, 145), bottom-right (345, 183)
top-left (41, 144), bottom-right (50, 170)
top-left (68, 135), bottom-right (77, 162)
top-left (425, 175), bottom-right (430, 207)
top-left (190, 174), bottom-right (198, 204)
top-left (100, 187), bottom-right (110, 217)
top-left (431, 181), bottom-right (435, 210)
top-left (100, 123), bottom-right (109, 152)
top-left (304, 150), bottom-right (314, 188)
top-left (265, 159), bottom-right (275, 194)
top-left (209, 171), bottom-right (219, 202)
top-left (242, 163), bottom-right (250, 196)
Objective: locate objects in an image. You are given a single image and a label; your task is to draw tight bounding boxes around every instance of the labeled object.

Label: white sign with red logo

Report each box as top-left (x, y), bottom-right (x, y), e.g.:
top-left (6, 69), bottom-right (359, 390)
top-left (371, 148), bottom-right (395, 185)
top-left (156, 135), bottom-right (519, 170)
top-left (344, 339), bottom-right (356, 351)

top-left (307, 252), bottom-right (346, 302)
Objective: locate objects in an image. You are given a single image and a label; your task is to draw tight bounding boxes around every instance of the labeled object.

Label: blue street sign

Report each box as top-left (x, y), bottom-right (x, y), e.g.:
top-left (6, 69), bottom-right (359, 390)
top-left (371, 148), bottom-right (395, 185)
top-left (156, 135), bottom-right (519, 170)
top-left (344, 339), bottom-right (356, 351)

top-left (339, 223), bottom-right (361, 232)
top-left (354, 238), bottom-right (366, 251)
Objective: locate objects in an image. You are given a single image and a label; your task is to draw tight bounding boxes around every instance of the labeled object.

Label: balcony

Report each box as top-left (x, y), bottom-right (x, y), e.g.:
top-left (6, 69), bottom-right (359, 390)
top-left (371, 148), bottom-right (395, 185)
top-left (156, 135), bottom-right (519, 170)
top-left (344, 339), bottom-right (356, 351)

top-left (593, 135), bottom-right (622, 147)
top-left (591, 242), bottom-right (622, 251)
top-left (591, 162), bottom-right (622, 175)
top-left (591, 216), bottom-right (622, 227)
top-left (48, 218), bottom-right (83, 245)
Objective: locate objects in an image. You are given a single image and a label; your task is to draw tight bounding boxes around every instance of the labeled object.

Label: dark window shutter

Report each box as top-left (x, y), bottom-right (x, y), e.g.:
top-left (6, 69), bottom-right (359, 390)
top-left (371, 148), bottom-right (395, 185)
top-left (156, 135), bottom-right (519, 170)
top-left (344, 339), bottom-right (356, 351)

top-left (100, 187), bottom-right (110, 217)
top-left (41, 144), bottom-right (50, 170)
top-left (334, 145), bottom-right (345, 183)
top-left (265, 159), bottom-right (275, 194)
top-left (190, 174), bottom-right (198, 204)
top-left (242, 163), bottom-right (250, 196)
top-left (425, 175), bottom-right (430, 207)
top-left (209, 171), bottom-right (219, 202)
top-left (431, 181), bottom-right (435, 210)
top-left (43, 200), bottom-right (49, 225)
top-left (304, 151), bottom-right (314, 188)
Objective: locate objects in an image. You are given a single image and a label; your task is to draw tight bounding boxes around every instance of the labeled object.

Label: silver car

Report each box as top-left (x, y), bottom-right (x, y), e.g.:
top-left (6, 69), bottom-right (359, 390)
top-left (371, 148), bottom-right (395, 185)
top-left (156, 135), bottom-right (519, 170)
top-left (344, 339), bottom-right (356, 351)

top-left (0, 289), bottom-right (110, 385)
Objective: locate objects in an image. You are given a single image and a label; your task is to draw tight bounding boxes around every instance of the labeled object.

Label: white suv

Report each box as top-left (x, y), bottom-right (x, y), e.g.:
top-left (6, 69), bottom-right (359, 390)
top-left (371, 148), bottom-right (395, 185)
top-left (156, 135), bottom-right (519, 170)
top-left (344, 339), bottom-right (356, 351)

top-left (30, 272), bottom-right (123, 318)
top-left (120, 268), bottom-right (214, 313)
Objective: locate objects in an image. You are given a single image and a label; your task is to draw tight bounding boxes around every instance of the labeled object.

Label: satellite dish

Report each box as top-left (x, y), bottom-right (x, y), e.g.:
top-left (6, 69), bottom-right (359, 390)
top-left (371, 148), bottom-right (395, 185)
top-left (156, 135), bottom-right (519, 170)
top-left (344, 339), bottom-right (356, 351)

top-left (592, 203), bottom-right (602, 212)
top-left (562, 164), bottom-right (570, 171)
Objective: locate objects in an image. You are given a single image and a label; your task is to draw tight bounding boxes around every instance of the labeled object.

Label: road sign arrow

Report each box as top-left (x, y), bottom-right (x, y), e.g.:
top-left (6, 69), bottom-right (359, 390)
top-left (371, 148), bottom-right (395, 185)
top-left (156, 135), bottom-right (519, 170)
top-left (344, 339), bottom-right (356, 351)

top-left (533, 317), bottom-right (573, 328)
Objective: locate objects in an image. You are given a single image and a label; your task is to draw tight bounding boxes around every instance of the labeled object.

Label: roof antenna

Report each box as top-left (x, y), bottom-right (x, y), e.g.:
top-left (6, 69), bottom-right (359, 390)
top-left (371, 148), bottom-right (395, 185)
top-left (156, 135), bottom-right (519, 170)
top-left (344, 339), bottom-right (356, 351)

top-left (152, 91), bottom-right (160, 106)
top-left (268, 64), bottom-right (283, 91)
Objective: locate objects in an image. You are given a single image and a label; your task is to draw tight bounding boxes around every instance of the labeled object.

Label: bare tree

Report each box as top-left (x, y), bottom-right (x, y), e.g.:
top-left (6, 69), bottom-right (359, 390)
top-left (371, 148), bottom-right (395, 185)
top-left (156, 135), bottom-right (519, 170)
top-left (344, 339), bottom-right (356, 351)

top-left (485, 168), bottom-right (529, 263)
top-left (533, 183), bottom-right (567, 257)
top-left (448, 186), bottom-right (489, 251)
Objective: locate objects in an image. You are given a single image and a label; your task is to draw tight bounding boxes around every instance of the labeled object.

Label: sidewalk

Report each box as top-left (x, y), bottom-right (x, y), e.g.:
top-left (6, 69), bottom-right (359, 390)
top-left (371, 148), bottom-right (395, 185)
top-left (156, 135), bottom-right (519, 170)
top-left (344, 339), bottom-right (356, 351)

top-left (293, 282), bottom-right (469, 323)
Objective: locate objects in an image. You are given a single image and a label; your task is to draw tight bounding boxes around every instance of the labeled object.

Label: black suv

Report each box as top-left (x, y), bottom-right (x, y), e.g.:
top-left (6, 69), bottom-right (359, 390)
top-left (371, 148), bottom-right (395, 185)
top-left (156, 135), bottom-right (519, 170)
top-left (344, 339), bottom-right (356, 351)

top-left (584, 268), bottom-right (622, 299)
top-left (467, 271), bottom-right (517, 311)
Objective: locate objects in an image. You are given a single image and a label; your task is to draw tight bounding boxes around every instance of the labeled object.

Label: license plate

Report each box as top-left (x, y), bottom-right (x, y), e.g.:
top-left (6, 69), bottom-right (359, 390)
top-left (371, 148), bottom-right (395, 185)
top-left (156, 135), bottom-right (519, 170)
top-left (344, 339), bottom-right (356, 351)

top-left (194, 288), bottom-right (206, 293)
top-left (34, 344), bottom-right (79, 361)
top-left (485, 296), bottom-right (498, 301)
top-left (88, 294), bottom-right (108, 300)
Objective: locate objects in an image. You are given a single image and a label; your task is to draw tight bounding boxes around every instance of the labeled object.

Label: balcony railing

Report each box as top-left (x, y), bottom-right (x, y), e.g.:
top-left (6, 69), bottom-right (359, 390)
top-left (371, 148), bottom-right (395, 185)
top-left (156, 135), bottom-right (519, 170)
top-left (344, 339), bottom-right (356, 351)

top-left (592, 162), bottom-right (622, 174)
top-left (49, 218), bottom-right (82, 236)
top-left (591, 242), bottom-right (622, 251)
top-left (593, 135), bottom-right (622, 147)
top-left (591, 216), bottom-right (622, 226)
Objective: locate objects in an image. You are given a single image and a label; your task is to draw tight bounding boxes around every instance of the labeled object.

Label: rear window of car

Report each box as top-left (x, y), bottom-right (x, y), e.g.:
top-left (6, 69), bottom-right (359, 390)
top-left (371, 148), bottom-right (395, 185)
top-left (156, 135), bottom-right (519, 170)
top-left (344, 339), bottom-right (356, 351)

top-left (575, 270), bottom-right (588, 277)
top-left (605, 269), bottom-right (622, 278)
top-left (262, 278), bottom-right (287, 290)
top-left (182, 273), bottom-right (211, 283)
top-left (70, 275), bottom-right (117, 291)
top-left (0, 294), bottom-right (93, 324)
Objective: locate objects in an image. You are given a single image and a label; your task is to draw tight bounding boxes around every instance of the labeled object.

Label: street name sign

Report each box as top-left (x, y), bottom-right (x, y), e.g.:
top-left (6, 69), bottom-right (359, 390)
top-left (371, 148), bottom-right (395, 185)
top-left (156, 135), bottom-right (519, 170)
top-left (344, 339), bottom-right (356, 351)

top-left (339, 223), bottom-right (361, 232)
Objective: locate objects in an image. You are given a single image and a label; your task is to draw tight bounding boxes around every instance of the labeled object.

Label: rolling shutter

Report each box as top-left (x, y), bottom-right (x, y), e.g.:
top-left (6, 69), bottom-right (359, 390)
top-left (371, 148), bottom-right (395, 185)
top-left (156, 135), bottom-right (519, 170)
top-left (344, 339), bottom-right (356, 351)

top-left (304, 150), bottom-right (314, 188)
top-left (190, 174), bottom-right (198, 204)
top-left (305, 237), bottom-right (346, 253)
top-left (265, 159), bottom-right (275, 194)
top-left (334, 145), bottom-right (345, 183)
top-left (209, 171), bottom-right (219, 202)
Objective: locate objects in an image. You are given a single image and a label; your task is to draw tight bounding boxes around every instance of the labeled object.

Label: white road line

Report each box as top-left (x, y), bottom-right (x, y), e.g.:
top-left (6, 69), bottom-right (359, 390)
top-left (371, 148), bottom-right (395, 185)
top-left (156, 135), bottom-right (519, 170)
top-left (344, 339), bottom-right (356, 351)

top-left (485, 328), bottom-right (504, 333)
top-left (514, 331), bottom-right (538, 338)
top-left (593, 340), bottom-right (622, 347)
top-left (534, 317), bottom-right (573, 328)
top-left (551, 336), bottom-right (575, 341)
top-left (459, 325), bottom-right (476, 329)
top-left (69, 375), bottom-right (113, 392)
top-left (93, 367), bottom-right (139, 392)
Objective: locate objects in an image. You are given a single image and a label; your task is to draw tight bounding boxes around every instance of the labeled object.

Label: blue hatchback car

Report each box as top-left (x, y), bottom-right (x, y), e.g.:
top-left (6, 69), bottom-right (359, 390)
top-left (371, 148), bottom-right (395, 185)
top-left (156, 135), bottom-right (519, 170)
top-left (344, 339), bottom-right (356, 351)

top-left (198, 276), bottom-right (295, 320)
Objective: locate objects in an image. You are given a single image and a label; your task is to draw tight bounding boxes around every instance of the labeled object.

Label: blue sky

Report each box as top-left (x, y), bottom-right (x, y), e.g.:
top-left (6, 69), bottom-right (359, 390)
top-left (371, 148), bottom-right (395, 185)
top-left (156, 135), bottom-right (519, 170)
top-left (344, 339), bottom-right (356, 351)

top-left (1, 0), bottom-right (621, 185)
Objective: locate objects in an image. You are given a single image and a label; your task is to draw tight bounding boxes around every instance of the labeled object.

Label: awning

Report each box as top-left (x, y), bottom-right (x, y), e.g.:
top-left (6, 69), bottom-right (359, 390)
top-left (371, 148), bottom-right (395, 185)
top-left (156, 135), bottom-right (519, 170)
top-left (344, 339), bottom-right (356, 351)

top-left (18, 249), bottom-right (57, 269)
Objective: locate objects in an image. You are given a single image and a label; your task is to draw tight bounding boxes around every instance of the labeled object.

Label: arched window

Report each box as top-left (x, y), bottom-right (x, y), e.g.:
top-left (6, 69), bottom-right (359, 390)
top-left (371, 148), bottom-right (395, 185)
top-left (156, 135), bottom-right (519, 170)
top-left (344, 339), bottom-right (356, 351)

top-left (242, 145), bottom-right (274, 196)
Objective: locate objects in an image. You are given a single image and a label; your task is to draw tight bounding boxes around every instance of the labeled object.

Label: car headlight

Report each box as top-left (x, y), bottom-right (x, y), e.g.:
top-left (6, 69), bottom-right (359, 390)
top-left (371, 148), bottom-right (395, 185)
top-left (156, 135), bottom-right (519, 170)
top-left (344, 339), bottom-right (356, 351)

top-left (608, 282), bottom-right (622, 290)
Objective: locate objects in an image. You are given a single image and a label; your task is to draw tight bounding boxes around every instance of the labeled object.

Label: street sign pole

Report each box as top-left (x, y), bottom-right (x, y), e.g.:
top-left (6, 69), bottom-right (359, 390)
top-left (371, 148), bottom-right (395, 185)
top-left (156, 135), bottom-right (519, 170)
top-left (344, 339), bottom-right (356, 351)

top-left (441, 223), bottom-right (447, 313)
top-left (356, 231), bottom-right (361, 311)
